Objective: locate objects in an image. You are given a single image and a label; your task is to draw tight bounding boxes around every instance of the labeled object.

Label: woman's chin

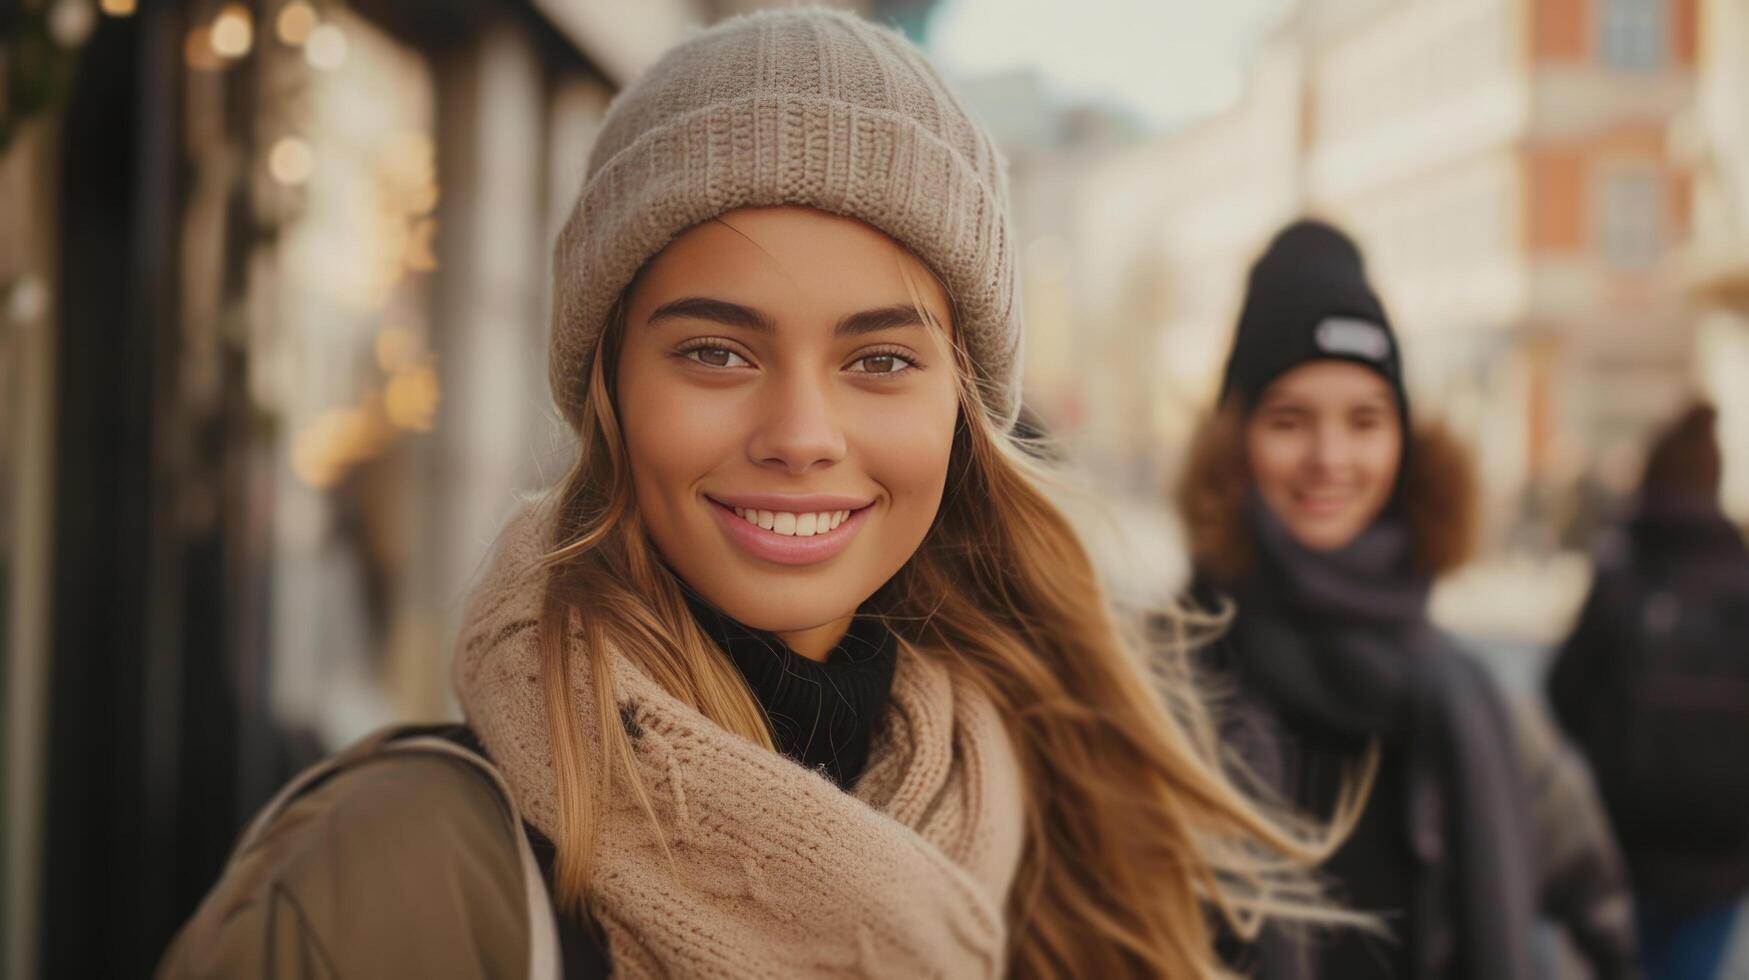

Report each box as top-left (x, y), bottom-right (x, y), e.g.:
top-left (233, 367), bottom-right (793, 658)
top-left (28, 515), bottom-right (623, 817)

top-left (1283, 515), bottom-right (1368, 553)
top-left (699, 589), bottom-right (860, 636)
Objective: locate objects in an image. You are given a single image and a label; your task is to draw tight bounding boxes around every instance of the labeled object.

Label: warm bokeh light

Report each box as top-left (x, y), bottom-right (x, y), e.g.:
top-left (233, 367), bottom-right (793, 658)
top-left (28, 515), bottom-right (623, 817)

top-left (305, 23), bottom-right (348, 70)
top-left (406, 180), bottom-right (440, 215)
top-left (289, 404), bottom-right (398, 489)
top-left (210, 4), bottom-right (254, 59)
top-left (276, 1), bottom-right (318, 46)
top-left (99, 0), bottom-right (137, 16)
top-left (332, 406), bottom-right (389, 464)
top-left (374, 322), bottom-right (423, 373)
top-left (46, 0), bottom-right (97, 46)
top-left (384, 364), bottom-right (440, 432)
top-left (268, 137), bottom-right (315, 185)
top-left (290, 424), bottom-right (341, 489)
top-left (382, 130), bottom-right (434, 179)
top-left (183, 26), bottom-right (225, 71)
top-left (405, 218), bottom-right (438, 271)
top-left (6, 276), bottom-right (48, 325)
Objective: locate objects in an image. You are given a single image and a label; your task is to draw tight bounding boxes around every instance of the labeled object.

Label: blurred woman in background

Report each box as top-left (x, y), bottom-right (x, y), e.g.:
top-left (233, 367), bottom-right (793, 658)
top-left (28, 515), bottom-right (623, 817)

top-left (1179, 220), bottom-right (1638, 979)
top-left (1550, 402), bottom-right (1749, 980)
top-left (162, 10), bottom-right (1349, 978)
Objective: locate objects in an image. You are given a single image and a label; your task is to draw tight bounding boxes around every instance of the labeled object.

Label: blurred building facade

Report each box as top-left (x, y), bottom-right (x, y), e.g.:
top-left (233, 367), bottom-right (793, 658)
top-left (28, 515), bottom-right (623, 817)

top-left (1076, 36), bottom-right (1309, 462)
top-left (955, 71), bottom-right (1151, 483)
top-left (0, 1), bottom-right (923, 977)
top-left (1685, 0), bottom-right (1749, 516)
top-left (1306, 0), bottom-right (1697, 539)
top-left (1004, 0), bottom-right (1703, 544)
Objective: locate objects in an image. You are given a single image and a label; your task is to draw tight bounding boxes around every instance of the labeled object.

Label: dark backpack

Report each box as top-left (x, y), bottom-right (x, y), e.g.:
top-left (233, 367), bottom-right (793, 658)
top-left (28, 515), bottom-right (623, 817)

top-left (1585, 556), bottom-right (1749, 846)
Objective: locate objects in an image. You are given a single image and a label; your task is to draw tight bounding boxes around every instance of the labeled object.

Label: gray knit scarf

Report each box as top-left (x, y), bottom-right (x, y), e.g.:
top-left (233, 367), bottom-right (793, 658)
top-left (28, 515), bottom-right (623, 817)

top-left (1228, 499), bottom-right (1537, 979)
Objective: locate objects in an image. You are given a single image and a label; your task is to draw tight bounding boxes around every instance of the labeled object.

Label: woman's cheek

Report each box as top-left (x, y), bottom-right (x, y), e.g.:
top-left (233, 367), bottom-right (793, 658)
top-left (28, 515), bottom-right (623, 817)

top-left (1341, 428), bottom-right (1401, 532)
top-left (854, 390), bottom-right (956, 521)
top-left (1361, 426), bottom-right (1405, 490)
top-left (620, 364), bottom-right (735, 514)
top-left (1248, 429), bottom-right (1297, 495)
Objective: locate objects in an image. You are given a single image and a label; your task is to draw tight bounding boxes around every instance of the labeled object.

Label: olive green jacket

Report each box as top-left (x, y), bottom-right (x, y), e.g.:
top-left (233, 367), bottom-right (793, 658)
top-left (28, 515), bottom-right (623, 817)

top-left (158, 730), bottom-right (560, 980)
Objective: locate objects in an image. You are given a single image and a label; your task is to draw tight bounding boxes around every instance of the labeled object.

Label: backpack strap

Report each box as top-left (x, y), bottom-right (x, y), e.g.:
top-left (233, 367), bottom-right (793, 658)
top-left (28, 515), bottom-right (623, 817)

top-left (231, 727), bottom-right (563, 980)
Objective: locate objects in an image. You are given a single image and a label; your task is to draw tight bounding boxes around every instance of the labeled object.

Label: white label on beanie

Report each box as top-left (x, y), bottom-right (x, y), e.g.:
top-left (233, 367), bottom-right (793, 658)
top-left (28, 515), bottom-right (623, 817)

top-left (1314, 316), bottom-right (1391, 363)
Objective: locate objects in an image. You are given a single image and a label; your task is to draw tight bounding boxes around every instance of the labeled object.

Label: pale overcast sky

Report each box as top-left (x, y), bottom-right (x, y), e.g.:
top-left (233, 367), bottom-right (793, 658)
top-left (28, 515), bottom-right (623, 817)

top-left (927, 0), bottom-right (1294, 130)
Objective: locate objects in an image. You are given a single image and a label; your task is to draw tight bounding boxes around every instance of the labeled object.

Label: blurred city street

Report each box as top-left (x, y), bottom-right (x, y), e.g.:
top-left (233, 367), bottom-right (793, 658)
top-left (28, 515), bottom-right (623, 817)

top-left (6, 0), bottom-right (1749, 976)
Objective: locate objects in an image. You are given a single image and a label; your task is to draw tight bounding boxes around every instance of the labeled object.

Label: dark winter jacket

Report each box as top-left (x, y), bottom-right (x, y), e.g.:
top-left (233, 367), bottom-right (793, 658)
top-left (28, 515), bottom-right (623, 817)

top-left (1179, 405), bottom-right (1636, 979)
top-left (1205, 590), bottom-right (1638, 980)
top-left (1189, 501), bottom-right (1633, 977)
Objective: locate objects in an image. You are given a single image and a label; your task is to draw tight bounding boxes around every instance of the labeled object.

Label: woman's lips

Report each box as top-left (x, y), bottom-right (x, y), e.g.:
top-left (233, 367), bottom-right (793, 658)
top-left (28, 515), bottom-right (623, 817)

top-left (1291, 490), bottom-right (1356, 519)
top-left (705, 497), bottom-right (872, 566)
top-left (706, 492), bottom-right (874, 513)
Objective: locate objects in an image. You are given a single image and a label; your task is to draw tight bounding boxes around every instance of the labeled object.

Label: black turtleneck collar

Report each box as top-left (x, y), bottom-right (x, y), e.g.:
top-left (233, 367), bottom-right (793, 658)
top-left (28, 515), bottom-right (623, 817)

top-left (681, 590), bottom-right (899, 790)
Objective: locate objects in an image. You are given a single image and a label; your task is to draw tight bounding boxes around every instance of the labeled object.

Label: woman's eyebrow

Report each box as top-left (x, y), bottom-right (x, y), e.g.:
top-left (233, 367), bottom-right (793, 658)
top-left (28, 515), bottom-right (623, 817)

top-left (647, 298), bottom-right (933, 338)
top-left (835, 304), bottom-right (930, 337)
top-left (647, 297), bottom-right (775, 333)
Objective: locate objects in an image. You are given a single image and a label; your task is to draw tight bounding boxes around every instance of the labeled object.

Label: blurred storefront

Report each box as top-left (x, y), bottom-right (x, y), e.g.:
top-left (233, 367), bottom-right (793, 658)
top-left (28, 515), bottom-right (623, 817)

top-left (0, 0), bottom-right (916, 976)
top-left (3, 3), bottom-right (614, 974)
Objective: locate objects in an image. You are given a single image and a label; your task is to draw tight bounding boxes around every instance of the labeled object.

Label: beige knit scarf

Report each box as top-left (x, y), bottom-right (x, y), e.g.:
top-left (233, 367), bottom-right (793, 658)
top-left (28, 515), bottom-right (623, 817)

top-left (453, 505), bottom-right (1027, 978)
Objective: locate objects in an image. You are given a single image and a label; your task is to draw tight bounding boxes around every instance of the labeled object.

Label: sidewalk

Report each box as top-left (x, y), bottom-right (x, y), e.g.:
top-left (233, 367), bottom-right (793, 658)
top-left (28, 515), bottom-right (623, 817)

top-left (1432, 550), bottom-right (1595, 695)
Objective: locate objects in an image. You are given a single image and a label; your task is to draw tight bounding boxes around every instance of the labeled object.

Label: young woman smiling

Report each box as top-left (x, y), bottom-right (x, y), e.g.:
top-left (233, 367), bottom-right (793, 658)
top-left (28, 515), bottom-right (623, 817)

top-left (1179, 220), bottom-right (1637, 980)
top-left (163, 12), bottom-right (1342, 978)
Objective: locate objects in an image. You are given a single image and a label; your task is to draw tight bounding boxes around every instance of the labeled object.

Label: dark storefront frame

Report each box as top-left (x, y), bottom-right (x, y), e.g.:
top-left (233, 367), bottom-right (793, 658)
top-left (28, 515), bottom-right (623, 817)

top-left (36, 2), bottom-right (604, 975)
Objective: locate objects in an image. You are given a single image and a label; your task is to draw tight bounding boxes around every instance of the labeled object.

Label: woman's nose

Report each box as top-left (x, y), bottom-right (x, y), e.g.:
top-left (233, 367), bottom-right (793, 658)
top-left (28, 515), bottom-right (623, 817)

top-left (745, 372), bottom-right (848, 475)
top-left (1308, 422), bottom-right (1352, 474)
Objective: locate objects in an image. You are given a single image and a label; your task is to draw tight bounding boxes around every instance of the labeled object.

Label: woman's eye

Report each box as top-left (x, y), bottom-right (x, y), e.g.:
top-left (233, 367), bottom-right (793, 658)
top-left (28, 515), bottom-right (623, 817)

top-left (684, 346), bottom-right (749, 368)
top-left (849, 353), bottom-right (913, 375)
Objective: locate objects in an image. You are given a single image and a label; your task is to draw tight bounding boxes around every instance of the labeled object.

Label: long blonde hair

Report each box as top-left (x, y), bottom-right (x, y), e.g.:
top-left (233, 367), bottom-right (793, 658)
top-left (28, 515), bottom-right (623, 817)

top-left (533, 292), bottom-right (1358, 977)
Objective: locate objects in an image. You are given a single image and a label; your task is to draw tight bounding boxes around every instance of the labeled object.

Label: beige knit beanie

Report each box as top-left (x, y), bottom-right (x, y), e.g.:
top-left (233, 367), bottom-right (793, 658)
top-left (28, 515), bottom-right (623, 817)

top-left (549, 7), bottom-right (1021, 430)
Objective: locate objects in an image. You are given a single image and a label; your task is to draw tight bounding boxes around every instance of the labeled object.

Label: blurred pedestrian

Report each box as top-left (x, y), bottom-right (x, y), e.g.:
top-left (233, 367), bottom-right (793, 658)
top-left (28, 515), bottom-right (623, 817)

top-left (160, 10), bottom-right (1352, 979)
top-left (1549, 402), bottom-right (1749, 980)
top-left (1179, 219), bottom-right (1638, 979)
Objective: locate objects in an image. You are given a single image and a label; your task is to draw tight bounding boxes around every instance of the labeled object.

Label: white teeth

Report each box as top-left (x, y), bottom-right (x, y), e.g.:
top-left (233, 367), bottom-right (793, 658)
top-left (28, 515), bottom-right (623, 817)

top-left (728, 506), bottom-right (860, 537)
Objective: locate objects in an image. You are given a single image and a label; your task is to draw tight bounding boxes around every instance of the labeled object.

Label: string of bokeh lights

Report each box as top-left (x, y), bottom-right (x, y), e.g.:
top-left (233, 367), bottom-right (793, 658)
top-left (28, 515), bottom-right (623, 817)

top-left (94, 0), bottom-right (443, 489)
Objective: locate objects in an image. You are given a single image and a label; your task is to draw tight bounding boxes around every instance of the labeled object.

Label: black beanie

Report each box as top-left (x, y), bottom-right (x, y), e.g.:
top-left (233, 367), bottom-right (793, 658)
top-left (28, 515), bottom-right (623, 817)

top-left (1219, 219), bottom-right (1409, 428)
